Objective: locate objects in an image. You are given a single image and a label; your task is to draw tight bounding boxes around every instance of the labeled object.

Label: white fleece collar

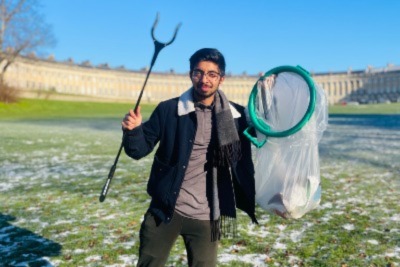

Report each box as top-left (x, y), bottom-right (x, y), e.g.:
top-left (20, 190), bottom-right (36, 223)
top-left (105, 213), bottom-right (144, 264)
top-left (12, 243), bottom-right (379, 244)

top-left (177, 88), bottom-right (241, 118)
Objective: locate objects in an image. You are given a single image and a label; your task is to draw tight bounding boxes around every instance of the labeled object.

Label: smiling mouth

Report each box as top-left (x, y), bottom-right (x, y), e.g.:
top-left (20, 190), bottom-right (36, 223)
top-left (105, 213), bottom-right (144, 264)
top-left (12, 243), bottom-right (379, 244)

top-left (194, 86), bottom-right (211, 98)
top-left (198, 82), bottom-right (211, 89)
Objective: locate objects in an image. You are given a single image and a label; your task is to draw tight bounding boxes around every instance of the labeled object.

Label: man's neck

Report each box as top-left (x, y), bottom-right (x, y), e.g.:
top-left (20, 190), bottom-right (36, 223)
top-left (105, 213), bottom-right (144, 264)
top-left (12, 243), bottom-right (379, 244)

top-left (199, 95), bottom-right (215, 106)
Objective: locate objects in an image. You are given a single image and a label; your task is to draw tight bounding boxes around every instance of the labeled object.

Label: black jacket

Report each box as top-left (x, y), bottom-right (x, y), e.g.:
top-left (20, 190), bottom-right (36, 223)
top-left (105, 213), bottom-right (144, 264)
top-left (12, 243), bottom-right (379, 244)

top-left (123, 89), bottom-right (257, 224)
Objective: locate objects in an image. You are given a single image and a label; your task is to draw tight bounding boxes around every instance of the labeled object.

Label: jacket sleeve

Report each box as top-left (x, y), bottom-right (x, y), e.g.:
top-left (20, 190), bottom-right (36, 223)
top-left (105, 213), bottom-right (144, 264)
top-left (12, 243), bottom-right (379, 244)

top-left (123, 104), bottom-right (163, 160)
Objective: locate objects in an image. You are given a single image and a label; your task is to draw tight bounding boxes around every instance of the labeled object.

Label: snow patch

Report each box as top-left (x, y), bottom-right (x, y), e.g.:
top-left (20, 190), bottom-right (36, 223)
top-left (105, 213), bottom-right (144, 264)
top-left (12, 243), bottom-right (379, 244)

top-left (277, 224), bottom-right (287, 231)
top-left (290, 230), bottom-right (304, 243)
top-left (343, 224), bottom-right (355, 231)
top-left (85, 255), bottom-right (102, 262)
top-left (390, 214), bottom-right (400, 222)
top-left (218, 253), bottom-right (268, 266)
top-left (273, 242), bottom-right (287, 250)
top-left (367, 240), bottom-right (379, 245)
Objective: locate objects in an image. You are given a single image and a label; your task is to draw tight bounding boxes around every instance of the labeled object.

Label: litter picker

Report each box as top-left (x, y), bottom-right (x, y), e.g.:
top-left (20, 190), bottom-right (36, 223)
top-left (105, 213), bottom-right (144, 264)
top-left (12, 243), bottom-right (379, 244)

top-left (99, 14), bottom-right (181, 202)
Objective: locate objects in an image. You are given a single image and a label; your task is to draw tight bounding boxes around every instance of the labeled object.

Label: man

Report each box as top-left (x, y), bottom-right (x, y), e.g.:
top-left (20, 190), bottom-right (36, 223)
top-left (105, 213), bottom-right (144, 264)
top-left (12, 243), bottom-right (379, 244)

top-left (122, 48), bottom-right (257, 267)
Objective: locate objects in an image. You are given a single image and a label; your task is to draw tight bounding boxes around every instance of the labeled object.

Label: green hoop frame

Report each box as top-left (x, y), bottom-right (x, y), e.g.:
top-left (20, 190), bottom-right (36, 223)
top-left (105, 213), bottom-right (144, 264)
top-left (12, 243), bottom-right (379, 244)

top-left (244, 65), bottom-right (317, 148)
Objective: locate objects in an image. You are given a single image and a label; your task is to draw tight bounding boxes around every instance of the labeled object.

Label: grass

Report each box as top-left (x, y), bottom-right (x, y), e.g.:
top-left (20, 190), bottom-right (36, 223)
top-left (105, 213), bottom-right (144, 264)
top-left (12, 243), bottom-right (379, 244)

top-left (0, 98), bottom-right (399, 120)
top-left (0, 98), bottom-right (156, 120)
top-left (0, 98), bottom-right (399, 266)
top-left (328, 102), bottom-right (400, 114)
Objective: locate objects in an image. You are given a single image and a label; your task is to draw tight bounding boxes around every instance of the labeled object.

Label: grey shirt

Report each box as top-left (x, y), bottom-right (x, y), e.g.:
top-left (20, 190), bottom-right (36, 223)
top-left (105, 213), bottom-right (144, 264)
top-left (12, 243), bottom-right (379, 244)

top-left (175, 104), bottom-right (213, 220)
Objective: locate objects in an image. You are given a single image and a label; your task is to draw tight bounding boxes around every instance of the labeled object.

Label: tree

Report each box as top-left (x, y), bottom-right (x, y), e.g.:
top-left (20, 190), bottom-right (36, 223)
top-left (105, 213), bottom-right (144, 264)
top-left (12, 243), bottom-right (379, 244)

top-left (0, 0), bottom-right (55, 91)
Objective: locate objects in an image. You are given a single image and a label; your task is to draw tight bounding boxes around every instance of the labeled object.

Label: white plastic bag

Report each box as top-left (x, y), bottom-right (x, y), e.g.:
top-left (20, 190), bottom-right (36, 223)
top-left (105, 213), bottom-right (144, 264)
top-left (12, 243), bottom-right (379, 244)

top-left (253, 72), bottom-right (328, 219)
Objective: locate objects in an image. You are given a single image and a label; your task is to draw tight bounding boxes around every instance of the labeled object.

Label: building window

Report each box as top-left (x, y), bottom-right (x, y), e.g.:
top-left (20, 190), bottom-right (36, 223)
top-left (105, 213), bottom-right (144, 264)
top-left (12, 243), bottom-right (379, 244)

top-left (333, 83), bottom-right (337, 96)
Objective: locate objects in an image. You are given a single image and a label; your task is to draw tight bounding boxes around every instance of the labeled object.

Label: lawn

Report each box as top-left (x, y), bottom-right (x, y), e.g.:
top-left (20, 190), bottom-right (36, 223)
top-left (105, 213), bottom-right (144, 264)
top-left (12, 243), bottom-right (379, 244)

top-left (1, 98), bottom-right (400, 120)
top-left (328, 102), bottom-right (400, 115)
top-left (1, 99), bottom-right (399, 266)
top-left (0, 98), bottom-right (156, 120)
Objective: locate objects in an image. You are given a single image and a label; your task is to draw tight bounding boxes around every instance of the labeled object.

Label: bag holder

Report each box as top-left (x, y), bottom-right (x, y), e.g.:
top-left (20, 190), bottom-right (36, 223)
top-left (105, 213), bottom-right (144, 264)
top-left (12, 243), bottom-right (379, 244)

top-left (244, 65), bottom-right (317, 148)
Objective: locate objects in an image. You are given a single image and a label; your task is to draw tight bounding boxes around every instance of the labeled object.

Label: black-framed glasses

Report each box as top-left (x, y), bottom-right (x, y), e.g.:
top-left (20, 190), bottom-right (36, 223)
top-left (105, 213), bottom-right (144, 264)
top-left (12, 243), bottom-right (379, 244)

top-left (191, 69), bottom-right (221, 81)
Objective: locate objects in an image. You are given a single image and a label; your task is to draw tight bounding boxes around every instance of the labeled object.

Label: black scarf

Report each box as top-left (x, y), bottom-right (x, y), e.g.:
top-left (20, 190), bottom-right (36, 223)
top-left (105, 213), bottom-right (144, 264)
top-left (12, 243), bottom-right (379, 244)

top-left (210, 90), bottom-right (242, 241)
top-left (213, 90), bottom-right (242, 166)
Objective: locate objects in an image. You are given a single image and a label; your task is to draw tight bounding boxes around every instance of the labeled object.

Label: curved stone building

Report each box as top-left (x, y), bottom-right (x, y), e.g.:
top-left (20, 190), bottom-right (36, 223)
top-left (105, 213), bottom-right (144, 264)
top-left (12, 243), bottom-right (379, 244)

top-left (4, 55), bottom-right (400, 105)
top-left (312, 65), bottom-right (400, 104)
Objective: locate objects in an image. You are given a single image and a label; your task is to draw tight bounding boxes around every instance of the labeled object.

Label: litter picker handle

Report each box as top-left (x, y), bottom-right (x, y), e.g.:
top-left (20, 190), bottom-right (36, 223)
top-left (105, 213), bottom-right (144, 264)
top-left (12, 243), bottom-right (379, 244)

top-left (99, 136), bottom-right (124, 202)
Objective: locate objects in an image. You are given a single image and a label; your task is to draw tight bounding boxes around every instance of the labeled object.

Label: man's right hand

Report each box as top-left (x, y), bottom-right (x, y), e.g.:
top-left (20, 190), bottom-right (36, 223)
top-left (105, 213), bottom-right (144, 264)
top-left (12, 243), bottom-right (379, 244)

top-left (121, 106), bottom-right (142, 131)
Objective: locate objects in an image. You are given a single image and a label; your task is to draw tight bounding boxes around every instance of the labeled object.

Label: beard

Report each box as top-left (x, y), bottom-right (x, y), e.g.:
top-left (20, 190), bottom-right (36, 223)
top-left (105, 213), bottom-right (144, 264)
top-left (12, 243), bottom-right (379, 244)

top-left (193, 82), bottom-right (218, 101)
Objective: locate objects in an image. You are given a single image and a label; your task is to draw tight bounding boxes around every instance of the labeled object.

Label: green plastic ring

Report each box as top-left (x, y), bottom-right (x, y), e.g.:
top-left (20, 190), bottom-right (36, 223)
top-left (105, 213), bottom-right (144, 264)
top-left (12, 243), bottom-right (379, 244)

top-left (248, 65), bottom-right (316, 138)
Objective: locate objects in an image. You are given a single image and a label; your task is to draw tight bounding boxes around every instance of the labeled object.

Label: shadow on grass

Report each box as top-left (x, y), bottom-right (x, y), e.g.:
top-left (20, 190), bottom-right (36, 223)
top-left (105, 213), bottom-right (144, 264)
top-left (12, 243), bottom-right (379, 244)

top-left (0, 213), bottom-right (62, 266)
top-left (320, 114), bottom-right (400, 171)
top-left (328, 114), bottom-right (400, 130)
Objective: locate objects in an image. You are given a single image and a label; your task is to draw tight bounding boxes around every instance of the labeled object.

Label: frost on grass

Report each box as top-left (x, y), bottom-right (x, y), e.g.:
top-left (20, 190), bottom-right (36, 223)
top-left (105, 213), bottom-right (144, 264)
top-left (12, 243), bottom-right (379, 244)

top-left (390, 214), bottom-right (400, 222)
top-left (342, 224), bottom-right (355, 231)
top-left (368, 240), bottom-right (380, 245)
top-left (218, 252), bottom-right (268, 266)
top-left (1, 115), bottom-right (399, 266)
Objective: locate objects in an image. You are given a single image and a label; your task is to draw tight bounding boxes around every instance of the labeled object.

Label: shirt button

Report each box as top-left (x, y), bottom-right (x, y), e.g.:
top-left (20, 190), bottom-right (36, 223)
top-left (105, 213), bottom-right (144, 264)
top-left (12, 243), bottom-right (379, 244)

top-left (189, 139), bottom-right (192, 143)
top-left (183, 165), bottom-right (186, 169)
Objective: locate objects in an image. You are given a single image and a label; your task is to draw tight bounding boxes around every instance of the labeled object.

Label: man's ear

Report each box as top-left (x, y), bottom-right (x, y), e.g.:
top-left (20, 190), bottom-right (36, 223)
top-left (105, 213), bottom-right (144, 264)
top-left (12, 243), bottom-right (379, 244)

top-left (219, 76), bottom-right (225, 85)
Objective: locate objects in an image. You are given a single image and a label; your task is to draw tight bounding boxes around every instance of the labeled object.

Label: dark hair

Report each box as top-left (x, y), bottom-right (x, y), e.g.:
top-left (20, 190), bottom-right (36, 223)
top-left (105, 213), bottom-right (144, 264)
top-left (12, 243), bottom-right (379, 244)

top-left (189, 48), bottom-right (226, 77)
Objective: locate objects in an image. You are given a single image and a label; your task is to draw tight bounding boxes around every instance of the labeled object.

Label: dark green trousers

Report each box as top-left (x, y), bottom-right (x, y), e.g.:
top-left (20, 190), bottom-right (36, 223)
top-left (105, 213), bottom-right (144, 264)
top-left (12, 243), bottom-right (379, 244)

top-left (137, 211), bottom-right (218, 267)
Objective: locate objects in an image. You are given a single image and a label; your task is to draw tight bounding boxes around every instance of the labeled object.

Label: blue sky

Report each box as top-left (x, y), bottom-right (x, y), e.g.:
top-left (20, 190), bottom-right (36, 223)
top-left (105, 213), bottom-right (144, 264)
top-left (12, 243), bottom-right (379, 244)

top-left (41, 0), bottom-right (400, 75)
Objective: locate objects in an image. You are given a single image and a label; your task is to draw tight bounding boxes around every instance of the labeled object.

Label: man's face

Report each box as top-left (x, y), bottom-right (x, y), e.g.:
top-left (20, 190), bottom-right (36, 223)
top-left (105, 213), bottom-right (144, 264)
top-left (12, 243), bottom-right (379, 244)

top-left (190, 61), bottom-right (225, 102)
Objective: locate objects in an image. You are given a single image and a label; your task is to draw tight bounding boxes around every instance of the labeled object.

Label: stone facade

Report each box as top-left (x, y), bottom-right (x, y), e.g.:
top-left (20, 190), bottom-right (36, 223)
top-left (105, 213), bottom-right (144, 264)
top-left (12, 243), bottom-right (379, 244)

top-left (312, 65), bottom-right (400, 104)
top-left (4, 56), bottom-right (400, 105)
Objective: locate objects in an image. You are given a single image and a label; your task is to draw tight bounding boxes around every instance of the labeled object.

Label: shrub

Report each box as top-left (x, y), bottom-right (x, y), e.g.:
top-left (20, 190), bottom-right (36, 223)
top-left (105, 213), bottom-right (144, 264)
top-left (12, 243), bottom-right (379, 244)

top-left (0, 83), bottom-right (19, 103)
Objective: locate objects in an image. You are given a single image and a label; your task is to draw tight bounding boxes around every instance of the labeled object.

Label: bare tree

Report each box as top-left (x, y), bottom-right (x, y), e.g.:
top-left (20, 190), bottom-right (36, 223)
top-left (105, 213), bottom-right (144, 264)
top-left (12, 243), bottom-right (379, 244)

top-left (0, 0), bottom-right (55, 85)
